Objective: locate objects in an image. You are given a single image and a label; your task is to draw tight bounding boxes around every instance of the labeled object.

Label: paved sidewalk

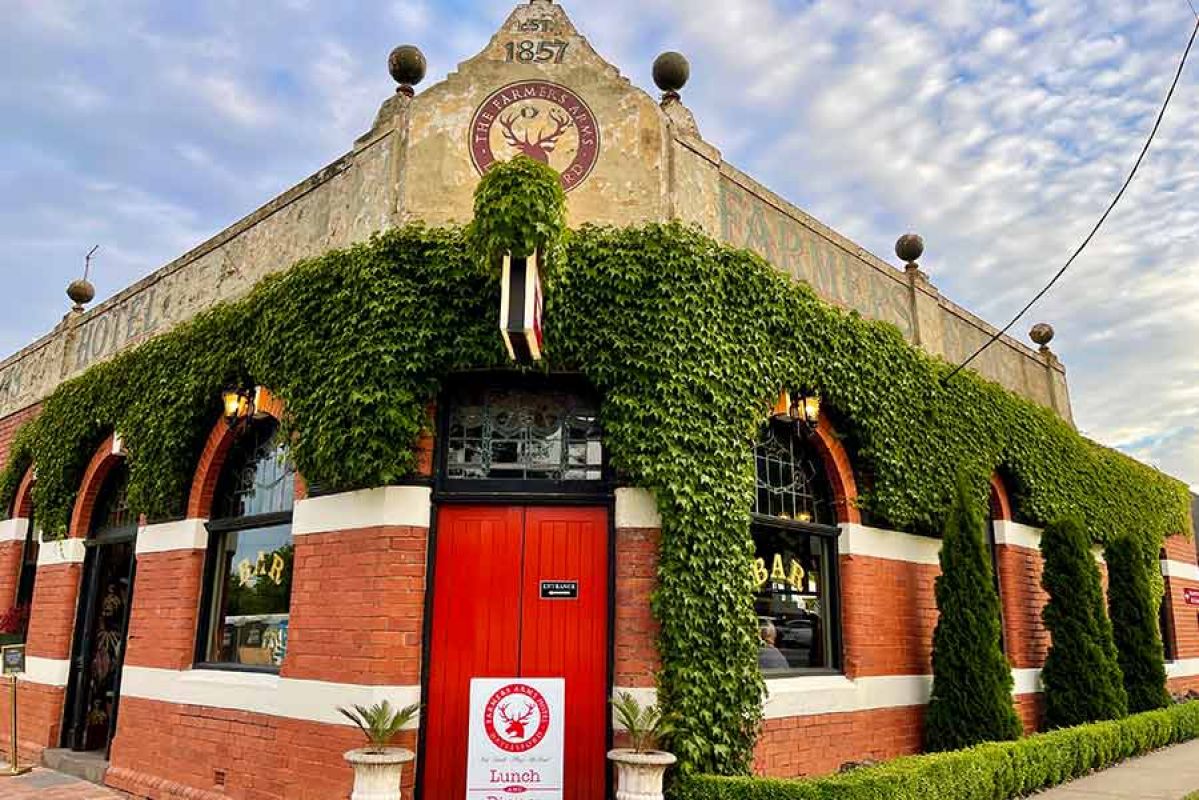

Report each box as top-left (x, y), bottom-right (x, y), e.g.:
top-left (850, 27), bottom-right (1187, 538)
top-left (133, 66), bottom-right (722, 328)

top-left (0, 767), bottom-right (128, 799)
top-left (1034, 739), bottom-right (1199, 799)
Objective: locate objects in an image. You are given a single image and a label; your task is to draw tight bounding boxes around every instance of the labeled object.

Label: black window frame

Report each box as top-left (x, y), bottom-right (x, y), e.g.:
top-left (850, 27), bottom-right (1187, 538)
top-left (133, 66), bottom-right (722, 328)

top-left (193, 419), bottom-right (297, 675)
top-left (15, 509), bottom-right (39, 609)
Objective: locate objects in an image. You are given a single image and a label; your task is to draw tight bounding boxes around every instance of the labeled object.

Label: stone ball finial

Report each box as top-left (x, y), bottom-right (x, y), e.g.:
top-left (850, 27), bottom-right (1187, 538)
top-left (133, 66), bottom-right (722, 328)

top-left (1030, 323), bottom-right (1055, 348)
top-left (389, 45), bottom-right (427, 96)
top-left (653, 51), bottom-right (690, 98)
top-left (895, 233), bottom-right (924, 265)
top-left (67, 278), bottom-right (95, 309)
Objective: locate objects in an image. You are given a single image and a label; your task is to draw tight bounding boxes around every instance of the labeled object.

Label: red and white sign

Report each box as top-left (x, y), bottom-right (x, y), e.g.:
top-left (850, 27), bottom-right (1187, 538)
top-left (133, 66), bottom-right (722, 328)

top-left (1184, 588), bottom-right (1199, 607)
top-left (467, 678), bottom-right (565, 800)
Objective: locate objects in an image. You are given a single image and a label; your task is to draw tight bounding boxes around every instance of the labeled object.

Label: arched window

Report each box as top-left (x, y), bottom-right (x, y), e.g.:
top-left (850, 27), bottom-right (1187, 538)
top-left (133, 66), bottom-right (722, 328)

top-left (752, 422), bottom-right (841, 675)
top-left (1160, 548), bottom-right (1177, 662)
top-left (15, 510), bottom-right (38, 610)
top-left (988, 485), bottom-right (1007, 654)
top-left (198, 418), bottom-right (296, 671)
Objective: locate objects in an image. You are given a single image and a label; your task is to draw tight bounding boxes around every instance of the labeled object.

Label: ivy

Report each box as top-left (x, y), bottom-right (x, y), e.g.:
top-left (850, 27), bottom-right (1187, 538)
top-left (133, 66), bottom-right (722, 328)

top-left (0, 159), bottom-right (1191, 777)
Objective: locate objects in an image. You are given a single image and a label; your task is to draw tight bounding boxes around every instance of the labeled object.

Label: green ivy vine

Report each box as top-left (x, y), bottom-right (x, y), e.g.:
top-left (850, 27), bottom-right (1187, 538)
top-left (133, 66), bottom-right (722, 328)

top-left (0, 157), bottom-right (1191, 777)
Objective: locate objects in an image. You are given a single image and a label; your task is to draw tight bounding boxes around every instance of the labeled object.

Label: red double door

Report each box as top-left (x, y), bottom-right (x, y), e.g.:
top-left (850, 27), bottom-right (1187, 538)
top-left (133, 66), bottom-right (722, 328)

top-left (423, 506), bottom-right (610, 800)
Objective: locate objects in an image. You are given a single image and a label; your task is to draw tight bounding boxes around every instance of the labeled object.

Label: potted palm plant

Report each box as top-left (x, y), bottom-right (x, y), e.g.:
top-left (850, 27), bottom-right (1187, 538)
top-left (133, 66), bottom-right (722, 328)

top-left (338, 700), bottom-right (421, 800)
top-left (608, 692), bottom-right (676, 800)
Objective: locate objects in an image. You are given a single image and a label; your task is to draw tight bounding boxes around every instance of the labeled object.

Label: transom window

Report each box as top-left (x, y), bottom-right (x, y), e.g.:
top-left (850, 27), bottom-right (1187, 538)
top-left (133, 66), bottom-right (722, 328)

top-left (92, 467), bottom-right (135, 539)
top-left (445, 385), bottom-right (603, 482)
top-left (199, 419), bottom-right (296, 671)
top-left (754, 424), bottom-right (836, 526)
top-left (752, 420), bottom-right (841, 675)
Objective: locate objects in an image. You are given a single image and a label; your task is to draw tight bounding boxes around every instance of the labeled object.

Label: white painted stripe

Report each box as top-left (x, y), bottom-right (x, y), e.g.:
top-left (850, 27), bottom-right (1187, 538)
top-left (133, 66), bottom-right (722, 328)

top-left (1012, 667), bottom-right (1043, 696)
top-left (22, 656), bottom-right (71, 688)
top-left (992, 521), bottom-right (1043, 550)
top-left (615, 488), bottom-right (660, 529)
top-left (0, 518), bottom-right (29, 544)
top-left (1167, 659), bottom-right (1199, 680)
top-left (838, 523), bottom-right (941, 566)
top-left (135, 519), bottom-right (209, 555)
top-left (618, 669), bottom-right (1046, 722)
top-left (120, 666), bottom-right (423, 729)
top-left (1163, 560), bottom-right (1199, 583)
top-left (37, 537), bottom-right (87, 566)
top-left (292, 487), bottom-right (431, 536)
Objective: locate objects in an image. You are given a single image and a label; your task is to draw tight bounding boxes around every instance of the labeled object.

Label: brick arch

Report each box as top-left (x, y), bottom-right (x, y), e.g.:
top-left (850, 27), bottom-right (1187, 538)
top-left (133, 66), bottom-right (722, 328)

top-left (68, 434), bottom-right (127, 540)
top-left (11, 466), bottom-right (36, 519)
top-left (810, 416), bottom-right (861, 525)
top-left (186, 388), bottom-right (290, 519)
top-left (989, 474), bottom-right (1013, 521)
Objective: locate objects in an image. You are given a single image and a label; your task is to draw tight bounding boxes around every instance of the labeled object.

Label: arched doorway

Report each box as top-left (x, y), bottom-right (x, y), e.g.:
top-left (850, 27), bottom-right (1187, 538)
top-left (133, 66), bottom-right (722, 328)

top-left (64, 463), bottom-right (137, 755)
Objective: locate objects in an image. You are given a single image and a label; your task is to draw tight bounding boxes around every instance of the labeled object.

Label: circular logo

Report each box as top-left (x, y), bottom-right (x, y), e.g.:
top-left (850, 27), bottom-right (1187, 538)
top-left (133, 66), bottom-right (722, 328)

top-left (483, 683), bottom-right (551, 753)
top-left (470, 81), bottom-right (600, 192)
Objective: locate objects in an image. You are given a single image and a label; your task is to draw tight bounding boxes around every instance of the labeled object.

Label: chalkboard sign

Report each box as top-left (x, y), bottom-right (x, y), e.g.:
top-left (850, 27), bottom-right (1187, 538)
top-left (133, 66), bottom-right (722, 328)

top-left (2, 644), bottom-right (25, 676)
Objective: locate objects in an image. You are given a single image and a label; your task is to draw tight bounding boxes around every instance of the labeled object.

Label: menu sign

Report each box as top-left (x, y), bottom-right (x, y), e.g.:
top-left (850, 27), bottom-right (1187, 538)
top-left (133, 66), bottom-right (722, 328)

top-left (467, 678), bottom-right (565, 800)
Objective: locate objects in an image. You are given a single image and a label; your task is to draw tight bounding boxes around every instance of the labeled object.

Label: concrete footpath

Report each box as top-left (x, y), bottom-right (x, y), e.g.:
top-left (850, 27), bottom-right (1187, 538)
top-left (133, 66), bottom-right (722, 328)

top-left (1034, 738), bottom-right (1199, 799)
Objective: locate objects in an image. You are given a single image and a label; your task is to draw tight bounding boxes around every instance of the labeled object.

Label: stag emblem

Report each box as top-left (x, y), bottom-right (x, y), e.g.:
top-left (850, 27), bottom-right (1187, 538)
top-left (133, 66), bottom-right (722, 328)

top-left (498, 702), bottom-right (537, 741)
top-left (499, 106), bottom-right (574, 164)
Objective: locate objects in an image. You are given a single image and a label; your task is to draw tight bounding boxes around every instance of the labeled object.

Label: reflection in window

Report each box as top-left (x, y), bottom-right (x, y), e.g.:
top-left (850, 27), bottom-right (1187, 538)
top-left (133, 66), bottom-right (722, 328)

top-left (754, 526), bottom-right (833, 672)
top-left (752, 421), bottom-right (840, 674)
top-left (445, 386), bottom-right (603, 482)
top-left (201, 419), bottom-right (296, 669)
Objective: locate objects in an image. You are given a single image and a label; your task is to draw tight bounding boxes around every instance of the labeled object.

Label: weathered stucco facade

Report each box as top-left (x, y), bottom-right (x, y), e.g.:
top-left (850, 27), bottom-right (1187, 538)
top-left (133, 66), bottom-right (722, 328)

top-left (0, 0), bottom-right (1070, 426)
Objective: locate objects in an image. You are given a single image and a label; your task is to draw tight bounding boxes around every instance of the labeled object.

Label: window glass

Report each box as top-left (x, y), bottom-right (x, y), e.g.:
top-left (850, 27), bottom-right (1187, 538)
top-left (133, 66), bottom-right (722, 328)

top-left (16, 510), bottom-right (38, 609)
top-left (446, 386), bottom-right (603, 482)
top-left (202, 419), bottom-right (296, 670)
top-left (205, 523), bottom-right (293, 667)
top-left (754, 424), bottom-right (835, 525)
top-left (753, 526), bottom-right (833, 672)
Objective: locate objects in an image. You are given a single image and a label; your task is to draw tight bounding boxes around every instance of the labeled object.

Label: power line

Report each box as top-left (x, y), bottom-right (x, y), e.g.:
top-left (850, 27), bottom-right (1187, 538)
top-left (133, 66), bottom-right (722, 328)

top-left (1187, 0), bottom-right (1199, 20)
top-left (943, 14), bottom-right (1199, 384)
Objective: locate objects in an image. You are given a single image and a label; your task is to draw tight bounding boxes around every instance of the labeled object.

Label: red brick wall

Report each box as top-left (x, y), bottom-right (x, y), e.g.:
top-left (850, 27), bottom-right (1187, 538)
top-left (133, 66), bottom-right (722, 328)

top-left (753, 705), bottom-right (924, 777)
top-left (0, 538), bottom-right (24, 608)
top-left (26, 562), bottom-right (82, 661)
top-left (996, 545), bottom-right (1049, 669)
top-left (614, 526), bottom-right (661, 688)
top-left (839, 554), bottom-right (937, 678)
top-left (1014, 693), bottom-right (1044, 734)
top-left (1164, 535), bottom-right (1197, 564)
top-left (125, 549), bottom-right (206, 671)
top-left (108, 696), bottom-right (418, 800)
top-left (283, 526), bottom-right (428, 685)
top-left (0, 682), bottom-right (68, 761)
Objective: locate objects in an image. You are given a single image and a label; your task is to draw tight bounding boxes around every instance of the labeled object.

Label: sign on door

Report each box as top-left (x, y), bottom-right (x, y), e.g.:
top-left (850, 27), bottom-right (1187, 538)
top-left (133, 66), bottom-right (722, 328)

top-left (467, 678), bottom-right (565, 800)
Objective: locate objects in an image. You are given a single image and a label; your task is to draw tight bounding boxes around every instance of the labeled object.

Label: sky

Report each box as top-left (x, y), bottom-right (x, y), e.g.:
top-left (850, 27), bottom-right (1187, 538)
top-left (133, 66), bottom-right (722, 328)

top-left (1, 0), bottom-right (1197, 490)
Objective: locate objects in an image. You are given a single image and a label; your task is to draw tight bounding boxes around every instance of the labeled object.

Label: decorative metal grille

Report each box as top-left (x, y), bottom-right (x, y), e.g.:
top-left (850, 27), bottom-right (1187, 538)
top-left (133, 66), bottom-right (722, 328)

top-left (215, 420), bottom-right (296, 520)
top-left (753, 423), bottom-right (835, 525)
top-left (93, 468), bottom-right (135, 535)
top-left (445, 387), bottom-right (603, 482)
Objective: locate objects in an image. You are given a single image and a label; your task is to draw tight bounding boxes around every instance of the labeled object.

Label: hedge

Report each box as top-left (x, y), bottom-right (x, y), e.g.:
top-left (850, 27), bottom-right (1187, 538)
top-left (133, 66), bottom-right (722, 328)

top-left (674, 701), bottom-right (1199, 800)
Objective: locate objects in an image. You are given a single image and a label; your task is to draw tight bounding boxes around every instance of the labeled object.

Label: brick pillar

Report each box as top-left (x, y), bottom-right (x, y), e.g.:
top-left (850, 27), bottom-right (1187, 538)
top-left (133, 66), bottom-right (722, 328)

top-left (122, 520), bottom-right (208, 671)
top-left (613, 488), bottom-right (662, 692)
top-left (992, 521), bottom-right (1048, 732)
top-left (0, 518), bottom-right (29, 607)
top-left (1, 537), bottom-right (87, 759)
top-left (1162, 535), bottom-right (1199, 694)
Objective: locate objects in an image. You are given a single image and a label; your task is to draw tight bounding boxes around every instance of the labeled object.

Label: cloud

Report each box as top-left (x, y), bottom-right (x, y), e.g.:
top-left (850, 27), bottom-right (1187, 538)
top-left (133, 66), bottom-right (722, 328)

top-left (0, 0), bottom-right (1195, 493)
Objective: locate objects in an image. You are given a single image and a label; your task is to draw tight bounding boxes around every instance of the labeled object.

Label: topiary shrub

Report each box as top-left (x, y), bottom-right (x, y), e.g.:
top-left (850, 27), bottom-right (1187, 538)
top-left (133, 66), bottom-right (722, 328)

top-left (1041, 517), bottom-right (1128, 727)
top-left (1105, 535), bottom-right (1171, 713)
top-left (924, 474), bottom-right (1022, 751)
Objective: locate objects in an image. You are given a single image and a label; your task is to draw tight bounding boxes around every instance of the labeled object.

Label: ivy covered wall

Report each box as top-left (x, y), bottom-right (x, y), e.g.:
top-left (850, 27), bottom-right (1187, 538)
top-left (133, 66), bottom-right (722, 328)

top-left (0, 158), bottom-right (1190, 775)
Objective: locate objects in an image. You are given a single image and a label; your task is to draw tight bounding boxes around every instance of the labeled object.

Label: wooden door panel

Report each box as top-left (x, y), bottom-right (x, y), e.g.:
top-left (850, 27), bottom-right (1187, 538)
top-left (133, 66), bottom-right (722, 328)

top-left (423, 506), bottom-right (524, 800)
top-left (521, 507), bottom-right (609, 800)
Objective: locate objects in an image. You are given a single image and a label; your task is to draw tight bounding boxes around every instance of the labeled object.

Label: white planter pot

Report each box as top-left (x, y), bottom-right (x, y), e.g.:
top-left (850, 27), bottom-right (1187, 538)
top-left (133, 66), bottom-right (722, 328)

top-left (344, 748), bottom-right (415, 800)
top-left (608, 749), bottom-right (677, 800)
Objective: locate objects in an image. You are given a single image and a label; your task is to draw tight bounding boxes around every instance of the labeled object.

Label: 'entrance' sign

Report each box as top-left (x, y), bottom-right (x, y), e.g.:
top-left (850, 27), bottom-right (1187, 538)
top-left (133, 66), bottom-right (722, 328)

top-left (540, 581), bottom-right (578, 600)
top-left (467, 678), bottom-right (565, 800)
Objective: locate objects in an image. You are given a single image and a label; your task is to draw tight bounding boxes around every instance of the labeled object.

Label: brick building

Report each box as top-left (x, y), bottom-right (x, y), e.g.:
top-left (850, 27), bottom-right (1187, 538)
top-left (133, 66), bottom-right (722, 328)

top-left (0, 1), bottom-right (1195, 798)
